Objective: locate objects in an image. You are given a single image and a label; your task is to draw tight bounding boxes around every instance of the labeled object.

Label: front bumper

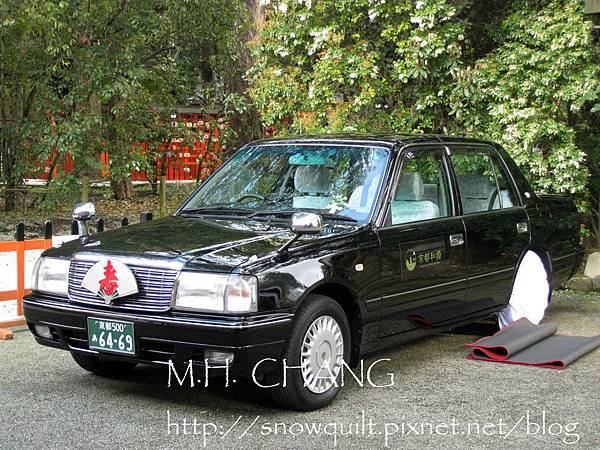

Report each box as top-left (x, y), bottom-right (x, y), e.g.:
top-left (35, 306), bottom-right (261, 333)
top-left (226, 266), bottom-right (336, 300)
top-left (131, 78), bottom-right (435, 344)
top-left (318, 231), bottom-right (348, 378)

top-left (23, 295), bottom-right (293, 377)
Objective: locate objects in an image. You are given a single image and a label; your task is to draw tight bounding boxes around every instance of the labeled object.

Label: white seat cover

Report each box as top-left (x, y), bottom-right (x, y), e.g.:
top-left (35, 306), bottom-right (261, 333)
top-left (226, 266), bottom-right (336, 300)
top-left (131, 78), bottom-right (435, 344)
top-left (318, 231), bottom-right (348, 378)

top-left (498, 251), bottom-right (549, 328)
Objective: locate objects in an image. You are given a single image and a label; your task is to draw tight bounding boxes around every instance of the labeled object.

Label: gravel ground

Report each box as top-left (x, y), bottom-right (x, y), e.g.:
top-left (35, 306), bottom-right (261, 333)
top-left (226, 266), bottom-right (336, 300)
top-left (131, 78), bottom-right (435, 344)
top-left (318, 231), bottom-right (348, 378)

top-left (1, 291), bottom-right (598, 449)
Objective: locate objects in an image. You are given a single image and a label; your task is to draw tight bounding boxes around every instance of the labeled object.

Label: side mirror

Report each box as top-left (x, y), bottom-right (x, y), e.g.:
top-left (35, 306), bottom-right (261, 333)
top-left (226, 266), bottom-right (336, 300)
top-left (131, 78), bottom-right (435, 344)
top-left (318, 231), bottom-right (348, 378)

top-left (291, 212), bottom-right (323, 235)
top-left (73, 202), bottom-right (96, 242)
top-left (278, 212), bottom-right (323, 256)
top-left (73, 202), bottom-right (96, 221)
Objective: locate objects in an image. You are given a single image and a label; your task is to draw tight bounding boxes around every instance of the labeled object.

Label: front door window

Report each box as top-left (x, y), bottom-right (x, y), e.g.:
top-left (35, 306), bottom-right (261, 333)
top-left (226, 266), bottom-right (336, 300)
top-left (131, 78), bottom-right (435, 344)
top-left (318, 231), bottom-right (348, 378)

top-left (389, 150), bottom-right (452, 225)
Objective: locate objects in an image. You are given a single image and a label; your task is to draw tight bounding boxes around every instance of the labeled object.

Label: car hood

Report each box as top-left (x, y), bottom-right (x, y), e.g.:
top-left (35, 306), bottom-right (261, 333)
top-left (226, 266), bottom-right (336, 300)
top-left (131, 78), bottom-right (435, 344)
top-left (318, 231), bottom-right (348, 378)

top-left (46, 215), bottom-right (350, 271)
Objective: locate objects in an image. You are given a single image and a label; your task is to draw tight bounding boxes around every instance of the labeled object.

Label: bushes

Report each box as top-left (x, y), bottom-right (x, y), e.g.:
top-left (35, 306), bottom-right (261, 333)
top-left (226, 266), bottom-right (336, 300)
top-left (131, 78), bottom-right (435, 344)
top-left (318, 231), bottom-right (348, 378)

top-left (250, 0), bottom-right (599, 215)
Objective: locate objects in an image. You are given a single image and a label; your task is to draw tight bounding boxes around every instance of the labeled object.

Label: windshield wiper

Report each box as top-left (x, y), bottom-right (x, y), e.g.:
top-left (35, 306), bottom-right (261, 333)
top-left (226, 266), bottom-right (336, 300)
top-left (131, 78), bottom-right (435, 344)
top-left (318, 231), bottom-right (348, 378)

top-left (182, 207), bottom-right (358, 224)
top-left (320, 213), bottom-right (358, 223)
top-left (179, 206), bottom-right (255, 216)
top-left (248, 210), bottom-right (358, 223)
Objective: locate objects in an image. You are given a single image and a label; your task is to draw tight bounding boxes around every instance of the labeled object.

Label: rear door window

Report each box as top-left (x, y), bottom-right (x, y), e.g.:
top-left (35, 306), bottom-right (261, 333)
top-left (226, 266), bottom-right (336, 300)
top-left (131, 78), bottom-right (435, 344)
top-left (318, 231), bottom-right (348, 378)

top-left (489, 156), bottom-right (519, 209)
top-left (450, 149), bottom-right (518, 214)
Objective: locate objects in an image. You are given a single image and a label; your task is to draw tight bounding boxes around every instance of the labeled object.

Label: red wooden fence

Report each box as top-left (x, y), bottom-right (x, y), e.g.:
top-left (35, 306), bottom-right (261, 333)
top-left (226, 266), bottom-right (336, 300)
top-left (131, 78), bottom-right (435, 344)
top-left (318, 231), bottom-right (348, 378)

top-left (35, 115), bottom-right (224, 182)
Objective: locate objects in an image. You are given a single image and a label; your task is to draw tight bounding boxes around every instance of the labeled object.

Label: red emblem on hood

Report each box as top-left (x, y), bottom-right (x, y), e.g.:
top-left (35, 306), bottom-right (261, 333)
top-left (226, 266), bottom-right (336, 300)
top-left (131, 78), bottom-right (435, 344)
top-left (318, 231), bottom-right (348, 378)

top-left (99, 260), bottom-right (119, 298)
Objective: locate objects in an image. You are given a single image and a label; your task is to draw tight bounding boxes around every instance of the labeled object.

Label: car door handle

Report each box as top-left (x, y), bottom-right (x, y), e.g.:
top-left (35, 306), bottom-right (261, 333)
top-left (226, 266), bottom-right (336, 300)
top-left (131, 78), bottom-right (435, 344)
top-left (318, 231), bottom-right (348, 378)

top-left (516, 222), bottom-right (528, 234)
top-left (449, 233), bottom-right (464, 247)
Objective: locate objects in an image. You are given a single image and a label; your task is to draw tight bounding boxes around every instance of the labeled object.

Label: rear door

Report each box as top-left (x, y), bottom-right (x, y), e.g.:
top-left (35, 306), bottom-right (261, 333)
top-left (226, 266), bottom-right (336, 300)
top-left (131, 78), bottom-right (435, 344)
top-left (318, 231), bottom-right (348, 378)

top-left (447, 144), bottom-right (530, 314)
top-left (377, 146), bottom-right (467, 337)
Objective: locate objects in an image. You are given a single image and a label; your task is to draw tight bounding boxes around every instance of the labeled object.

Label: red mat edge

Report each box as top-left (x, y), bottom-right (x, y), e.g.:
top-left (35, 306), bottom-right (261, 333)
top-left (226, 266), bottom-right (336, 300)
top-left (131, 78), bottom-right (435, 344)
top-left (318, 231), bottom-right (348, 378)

top-left (466, 354), bottom-right (566, 370)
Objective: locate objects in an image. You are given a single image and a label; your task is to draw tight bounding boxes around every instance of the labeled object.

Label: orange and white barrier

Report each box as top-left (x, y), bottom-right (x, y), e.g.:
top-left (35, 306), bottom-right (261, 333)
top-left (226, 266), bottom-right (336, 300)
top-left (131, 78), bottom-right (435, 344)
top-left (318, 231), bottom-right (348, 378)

top-left (0, 223), bottom-right (53, 328)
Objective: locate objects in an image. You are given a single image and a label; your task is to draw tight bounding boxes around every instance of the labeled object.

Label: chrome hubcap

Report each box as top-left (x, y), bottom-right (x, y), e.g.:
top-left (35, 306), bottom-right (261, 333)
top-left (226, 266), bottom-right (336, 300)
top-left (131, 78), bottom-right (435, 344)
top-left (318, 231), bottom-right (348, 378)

top-left (300, 315), bottom-right (344, 394)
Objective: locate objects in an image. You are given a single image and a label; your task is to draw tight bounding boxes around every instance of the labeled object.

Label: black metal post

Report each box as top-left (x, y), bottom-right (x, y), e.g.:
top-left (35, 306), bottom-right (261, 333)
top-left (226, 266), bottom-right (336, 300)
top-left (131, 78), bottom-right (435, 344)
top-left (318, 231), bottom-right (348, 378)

top-left (16, 223), bottom-right (25, 241)
top-left (44, 221), bottom-right (53, 240)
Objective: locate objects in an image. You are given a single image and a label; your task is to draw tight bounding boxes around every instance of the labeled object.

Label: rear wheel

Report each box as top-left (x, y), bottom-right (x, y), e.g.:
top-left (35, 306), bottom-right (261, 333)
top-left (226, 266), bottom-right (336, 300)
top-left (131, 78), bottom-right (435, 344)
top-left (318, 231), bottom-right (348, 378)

top-left (71, 352), bottom-right (137, 377)
top-left (271, 294), bottom-right (351, 411)
top-left (498, 251), bottom-right (550, 328)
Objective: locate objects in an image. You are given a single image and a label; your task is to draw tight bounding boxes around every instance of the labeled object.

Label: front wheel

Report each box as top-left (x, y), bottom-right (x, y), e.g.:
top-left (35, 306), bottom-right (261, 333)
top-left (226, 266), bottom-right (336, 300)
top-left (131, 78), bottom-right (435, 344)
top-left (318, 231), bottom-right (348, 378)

top-left (71, 352), bottom-right (137, 377)
top-left (498, 251), bottom-right (550, 328)
top-left (271, 294), bottom-right (351, 411)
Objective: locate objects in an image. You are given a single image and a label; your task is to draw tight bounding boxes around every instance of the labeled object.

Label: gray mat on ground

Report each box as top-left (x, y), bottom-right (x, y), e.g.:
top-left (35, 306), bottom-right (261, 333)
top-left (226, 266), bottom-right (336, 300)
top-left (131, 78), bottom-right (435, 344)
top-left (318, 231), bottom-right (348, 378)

top-left (465, 318), bottom-right (600, 369)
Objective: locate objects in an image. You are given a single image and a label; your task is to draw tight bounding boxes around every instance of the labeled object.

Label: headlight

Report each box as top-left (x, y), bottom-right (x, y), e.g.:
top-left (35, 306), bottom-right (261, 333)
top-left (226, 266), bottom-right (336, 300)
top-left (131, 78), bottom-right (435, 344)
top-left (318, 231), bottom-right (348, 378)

top-left (32, 257), bottom-right (70, 296)
top-left (174, 272), bottom-right (258, 313)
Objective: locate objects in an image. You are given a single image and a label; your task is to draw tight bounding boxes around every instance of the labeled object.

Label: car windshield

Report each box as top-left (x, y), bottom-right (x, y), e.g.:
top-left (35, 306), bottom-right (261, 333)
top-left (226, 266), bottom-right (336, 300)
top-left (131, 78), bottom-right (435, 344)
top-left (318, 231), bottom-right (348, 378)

top-left (180, 143), bottom-right (390, 224)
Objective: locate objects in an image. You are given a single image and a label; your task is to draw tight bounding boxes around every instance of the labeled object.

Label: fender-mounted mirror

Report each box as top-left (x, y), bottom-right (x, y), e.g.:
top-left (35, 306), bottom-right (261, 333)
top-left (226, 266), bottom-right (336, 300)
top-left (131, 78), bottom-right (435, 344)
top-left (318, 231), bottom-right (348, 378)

top-left (72, 202), bottom-right (96, 243)
top-left (291, 212), bottom-right (323, 235)
top-left (278, 212), bottom-right (323, 256)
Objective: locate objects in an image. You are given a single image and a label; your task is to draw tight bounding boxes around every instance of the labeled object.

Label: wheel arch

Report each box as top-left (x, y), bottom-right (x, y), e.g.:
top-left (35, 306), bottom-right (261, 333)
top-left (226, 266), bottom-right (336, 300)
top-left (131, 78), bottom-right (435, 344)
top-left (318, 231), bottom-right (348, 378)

top-left (298, 280), bottom-right (363, 367)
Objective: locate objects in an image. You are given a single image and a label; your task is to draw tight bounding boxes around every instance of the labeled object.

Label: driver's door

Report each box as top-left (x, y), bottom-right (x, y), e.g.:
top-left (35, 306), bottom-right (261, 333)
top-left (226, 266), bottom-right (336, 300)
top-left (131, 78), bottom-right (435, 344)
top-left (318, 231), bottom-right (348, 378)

top-left (377, 146), bottom-right (468, 337)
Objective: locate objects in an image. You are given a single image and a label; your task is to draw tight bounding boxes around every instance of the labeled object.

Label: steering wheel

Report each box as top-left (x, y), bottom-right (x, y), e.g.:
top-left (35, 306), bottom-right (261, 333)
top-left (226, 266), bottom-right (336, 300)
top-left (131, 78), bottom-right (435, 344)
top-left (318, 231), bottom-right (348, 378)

top-left (236, 193), bottom-right (265, 203)
top-left (488, 190), bottom-right (499, 210)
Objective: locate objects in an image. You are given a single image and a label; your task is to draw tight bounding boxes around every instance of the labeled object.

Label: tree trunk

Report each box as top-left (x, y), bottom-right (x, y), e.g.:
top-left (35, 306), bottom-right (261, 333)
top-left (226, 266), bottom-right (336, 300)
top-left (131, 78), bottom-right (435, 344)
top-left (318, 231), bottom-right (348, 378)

top-left (148, 158), bottom-right (159, 195)
top-left (81, 176), bottom-right (89, 202)
top-left (110, 178), bottom-right (133, 200)
top-left (596, 192), bottom-right (600, 251)
top-left (158, 175), bottom-right (167, 217)
top-left (228, 0), bottom-right (264, 149)
top-left (3, 181), bottom-right (16, 212)
top-left (2, 147), bottom-right (18, 211)
top-left (101, 99), bottom-right (132, 200)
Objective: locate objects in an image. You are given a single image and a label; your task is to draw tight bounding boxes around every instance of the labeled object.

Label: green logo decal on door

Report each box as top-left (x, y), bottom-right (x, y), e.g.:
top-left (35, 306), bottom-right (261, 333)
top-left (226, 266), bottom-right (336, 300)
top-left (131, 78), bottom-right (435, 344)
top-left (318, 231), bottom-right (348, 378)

top-left (405, 249), bottom-right (417, 271)
top-left (404, 247), bottom-right (445, 272)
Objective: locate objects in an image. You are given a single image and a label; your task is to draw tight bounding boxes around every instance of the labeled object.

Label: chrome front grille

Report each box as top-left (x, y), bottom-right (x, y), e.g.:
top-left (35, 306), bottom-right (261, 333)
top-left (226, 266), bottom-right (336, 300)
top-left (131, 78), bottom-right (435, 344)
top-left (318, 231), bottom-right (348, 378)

top-left (68, 260), bottom-right (178, 312)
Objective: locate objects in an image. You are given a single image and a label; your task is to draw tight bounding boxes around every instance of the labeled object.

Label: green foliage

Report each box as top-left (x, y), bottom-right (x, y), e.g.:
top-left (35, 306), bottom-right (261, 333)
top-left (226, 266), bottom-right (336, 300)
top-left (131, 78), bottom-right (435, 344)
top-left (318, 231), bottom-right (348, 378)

top-left (250, 0), bottom-right (599, 212)
top-left (0, 1), bottom-right (68, 190)
top-left (2, 0), bottom-right (598, 230)
top-left (249, 0), bottom-right (466, 133)
top-left (450, 0), bottom-right (598, 204)
top-left (38, 175), bottom-right (80, 214)
top-left (0, 0), bottom-right (248, 203)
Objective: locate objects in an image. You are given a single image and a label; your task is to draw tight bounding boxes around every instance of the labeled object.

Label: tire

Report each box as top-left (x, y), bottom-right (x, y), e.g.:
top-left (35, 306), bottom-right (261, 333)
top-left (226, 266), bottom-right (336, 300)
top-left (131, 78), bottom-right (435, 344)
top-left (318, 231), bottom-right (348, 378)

top-left (498, 251), bottom-right (550, 328)
top-left (271, 294), bottom-right (351, 411)
top-left (71, 352), bottom-right (137, 377)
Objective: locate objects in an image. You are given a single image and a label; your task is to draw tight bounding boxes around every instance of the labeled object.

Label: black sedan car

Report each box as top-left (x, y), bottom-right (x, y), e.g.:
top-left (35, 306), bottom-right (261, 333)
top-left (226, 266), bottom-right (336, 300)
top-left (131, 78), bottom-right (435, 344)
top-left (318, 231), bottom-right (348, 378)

top-left (24, 135), bottom-right (583, 410)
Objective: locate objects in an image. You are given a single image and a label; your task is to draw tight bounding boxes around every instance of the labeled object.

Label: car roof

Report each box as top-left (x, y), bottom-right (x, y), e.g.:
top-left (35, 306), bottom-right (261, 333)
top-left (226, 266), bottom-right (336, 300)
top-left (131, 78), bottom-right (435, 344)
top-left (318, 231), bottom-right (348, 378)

top-left (248, 134), bottom-right (496, 149)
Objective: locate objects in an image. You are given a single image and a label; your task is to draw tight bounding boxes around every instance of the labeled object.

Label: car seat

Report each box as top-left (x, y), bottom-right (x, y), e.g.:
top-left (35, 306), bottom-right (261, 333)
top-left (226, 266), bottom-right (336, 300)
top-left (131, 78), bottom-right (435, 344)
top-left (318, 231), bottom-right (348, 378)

top-left (391, 173), bottom-right (440, 224)
top-left (456, 175), bottom-right (495, 214)
top-left (292, 165), bottom-right (332, 209)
